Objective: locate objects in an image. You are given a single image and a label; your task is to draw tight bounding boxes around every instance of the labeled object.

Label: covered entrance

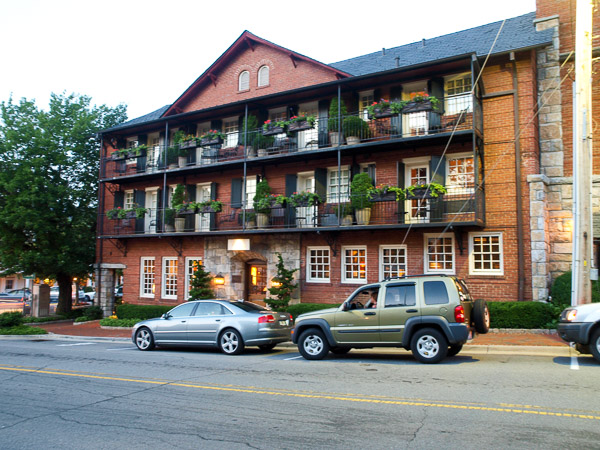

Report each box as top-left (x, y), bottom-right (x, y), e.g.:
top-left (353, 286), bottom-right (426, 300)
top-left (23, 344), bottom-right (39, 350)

top-left (245, 259), bottom-right (267, 303)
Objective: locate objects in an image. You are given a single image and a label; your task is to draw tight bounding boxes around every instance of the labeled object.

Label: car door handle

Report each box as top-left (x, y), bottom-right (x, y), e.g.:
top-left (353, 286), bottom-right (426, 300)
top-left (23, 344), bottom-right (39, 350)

top-left (406, 309), bottom-right (418, 313)
top-left (181, 320), bottom-right (186, 323)
top-left (215, 319), bottom-right (221, 322)
top-left (364, 312), bottom-right (376, 316)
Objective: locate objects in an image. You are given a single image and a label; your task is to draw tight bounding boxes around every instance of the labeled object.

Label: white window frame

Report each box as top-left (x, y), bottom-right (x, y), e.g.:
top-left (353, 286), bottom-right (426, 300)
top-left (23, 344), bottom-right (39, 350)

top-left (258, 65), bottom-right (270, 87)
top-left (359, 89), bottom-right (374, 120)
top-left (424, 233), bottom-right (455, 274)
top-left (125, 136), bottom-right (138, 166)
top-left (161, 257), bottom-right (178, 299)
top-left (327, 165), bottom-right (350, 203)
top-left (124, 190), bottom-right (135, 210)
top-left (239, 71), bottom-right (249, 91)
top-left (306, 247), bottom-right (330, 283)
top-left (185, 257), bottom-right (203, 300)
top-left (379, 245), bottom-right (407, 280)
top-left (341, 246), bottom-right (367, 284)
top-left (223, 116), bottom-right (239, 148)
top-left (245, 177), bottom-right (257, 209)
top-left (140, 257), bottom-right (155, 298)
top-left (444, 73), bottom-right (472, 115)
top-left (446, 152), bottom-right (475, 195)
top-left (469, 232), bottom-right (504, 275)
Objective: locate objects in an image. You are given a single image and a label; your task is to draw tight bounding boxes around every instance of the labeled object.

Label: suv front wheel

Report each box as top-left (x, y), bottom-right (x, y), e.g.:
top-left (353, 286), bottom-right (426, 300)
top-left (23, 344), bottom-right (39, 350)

top-left (298, 328), bottom-right (330, 360)
top-left (410, 328), bottom-right (448, 364)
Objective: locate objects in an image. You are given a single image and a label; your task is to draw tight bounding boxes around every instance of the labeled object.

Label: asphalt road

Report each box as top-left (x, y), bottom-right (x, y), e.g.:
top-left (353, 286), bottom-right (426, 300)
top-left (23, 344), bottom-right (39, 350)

top-left (0, 338), bottom-right (599, 449)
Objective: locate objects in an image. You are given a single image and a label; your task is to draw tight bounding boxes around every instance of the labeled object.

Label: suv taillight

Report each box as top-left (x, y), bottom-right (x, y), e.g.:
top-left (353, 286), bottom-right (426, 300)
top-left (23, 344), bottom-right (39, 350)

top-left (454, 305), bottom-right (465, 323)
top-left (258, 314), bottom-right (275, 323)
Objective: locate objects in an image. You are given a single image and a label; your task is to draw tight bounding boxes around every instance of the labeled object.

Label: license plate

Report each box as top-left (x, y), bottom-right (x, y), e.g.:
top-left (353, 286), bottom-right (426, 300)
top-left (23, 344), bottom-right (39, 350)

top-left (279, 320), bottom-right (288, 326)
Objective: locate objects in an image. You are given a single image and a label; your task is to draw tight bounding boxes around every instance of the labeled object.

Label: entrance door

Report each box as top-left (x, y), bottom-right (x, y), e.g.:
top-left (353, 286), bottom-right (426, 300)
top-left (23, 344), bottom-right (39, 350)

top-left (245, 261), bottom-right (267, 303)
top-left (405, 163), bottom-right (429, 223)
top-left (195, 183), bottom-right (211, 231)
top-left (296, 174), bottom-right (316, 227)
top-left (145, 189), bottom-right (159, 233)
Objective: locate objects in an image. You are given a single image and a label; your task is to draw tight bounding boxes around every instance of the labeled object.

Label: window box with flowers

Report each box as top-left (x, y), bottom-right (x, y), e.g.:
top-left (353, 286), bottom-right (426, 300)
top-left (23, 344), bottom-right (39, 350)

top-left (176, 202), bottom-right (197, 215)
top-left (287, 114), bottom-right (316, 132)
top-left (107, 206), bottom-right (147, 220)
top-left (262, 119), bottom-right (288, 136)
top-left (367, 185), bottom-right (405, 202)
top-left (366, 99), bottom-right (406, 119)
top-left (403, 92), bottom-right (441, 113)
top-left (127, 144), bottom-right (148, 159)
top-left (111, 148), bottom-right (129, 161)
top-left (198, 200), bottom-right (223, 213)
top-left (405, 182), bottom-right (447, 199)
top-left (288, 191), bottom-right (322, 208)
top-left (200, 130), bottom-right (225, 146)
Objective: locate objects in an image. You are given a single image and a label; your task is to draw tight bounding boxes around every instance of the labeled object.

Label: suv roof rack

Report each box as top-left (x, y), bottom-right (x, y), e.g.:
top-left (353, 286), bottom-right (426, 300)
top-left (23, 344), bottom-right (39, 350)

top-left (380, 274), bottom-right (450, 282)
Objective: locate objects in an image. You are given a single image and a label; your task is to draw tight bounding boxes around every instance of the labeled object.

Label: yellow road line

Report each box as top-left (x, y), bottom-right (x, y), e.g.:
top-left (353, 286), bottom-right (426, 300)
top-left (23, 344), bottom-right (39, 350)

top-left (1, 365), bottom-right (599, 421)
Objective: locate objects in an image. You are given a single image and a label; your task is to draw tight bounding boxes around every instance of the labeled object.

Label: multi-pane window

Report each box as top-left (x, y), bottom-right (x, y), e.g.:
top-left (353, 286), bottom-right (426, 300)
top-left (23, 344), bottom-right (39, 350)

top-left (223, 117), bottom-right (239, 148)
top-left (239, 71), bottom-right (249, 91)
top-left (258, 66), bottom-right (269, 87)
top-left (327, 167), bottom-right (350, 202)
top-left (380, 246), bottom-right (407, 279)
top-left (140, 257), bottom-right (155, 298)
top-left (445, 74), bottom-right (472, 115)
top-left (245, 177), bottom-right (257, 209)
top-left (124, 190), bottom-right (134, 210)
top-left (447, 154), bottom-right (475, 193)
top-left (470, 233), bottom-right (503, 275)
top-left (307, 247), bottom-right (330, 282)
top-left (162, 257), bottom-right (178, 299)
top-left (185, 257), bottom-right (202, 299)
top-left (342, 246), bottom-right (367, 283)
top-left (359, 90), bottom-right (374, 120)
top-left (425, 234), bottom-right (454, 273)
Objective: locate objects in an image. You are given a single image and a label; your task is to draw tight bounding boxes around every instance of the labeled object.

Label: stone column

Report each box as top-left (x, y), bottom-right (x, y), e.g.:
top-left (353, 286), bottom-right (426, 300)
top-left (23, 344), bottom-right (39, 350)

top-left (94, 263), bottom-right (126, 318)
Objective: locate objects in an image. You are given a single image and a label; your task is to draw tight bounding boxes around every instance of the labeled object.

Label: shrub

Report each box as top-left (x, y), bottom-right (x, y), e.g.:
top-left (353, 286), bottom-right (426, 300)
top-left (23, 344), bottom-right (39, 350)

top-left (0, 312), bottom-right (24, 328)
top-left (350, 172), bottom-right (374, 210)
top-left (25, 315), bottom-right (68, 323)
top-left (0, 325), bottom-right (47, 335)
top-left (82, 306), bottom-right (103, 320)
top-left (265, 253), bottom-right (298, 311)
top-left (328, 97), bottom-right (347, 132)
top-left (550, 271), bottom-right (600, 309)
top-left (99, 318), bottom-right (139, 327)
top-left (116, 304), bottom-right (172, 320)
top-left (488, 301), bottom-right (559, 329)
top-left (286, 303), bottom-right (340, 318)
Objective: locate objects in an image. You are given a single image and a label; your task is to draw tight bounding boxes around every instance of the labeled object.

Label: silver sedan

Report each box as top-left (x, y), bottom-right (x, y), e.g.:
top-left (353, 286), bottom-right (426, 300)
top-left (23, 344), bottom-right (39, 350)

top-left (132, 300), bottom-right (293, 355)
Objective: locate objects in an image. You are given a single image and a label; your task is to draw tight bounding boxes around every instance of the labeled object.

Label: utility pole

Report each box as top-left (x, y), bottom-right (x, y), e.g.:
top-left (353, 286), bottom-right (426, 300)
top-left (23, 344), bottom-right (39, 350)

top-left (571, 0), bottom-right (594, 306)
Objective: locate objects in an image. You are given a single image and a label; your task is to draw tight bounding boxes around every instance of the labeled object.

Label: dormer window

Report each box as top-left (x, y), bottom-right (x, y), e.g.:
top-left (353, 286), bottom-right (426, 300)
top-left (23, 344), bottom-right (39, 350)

top-left (258, 65), bottom-right (269, 87)
top-left (239, 71), bottom-right (249, 91)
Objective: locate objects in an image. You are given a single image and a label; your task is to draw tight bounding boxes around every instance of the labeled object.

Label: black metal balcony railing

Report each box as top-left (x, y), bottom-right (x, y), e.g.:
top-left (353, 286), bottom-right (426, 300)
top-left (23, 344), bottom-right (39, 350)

top-left (102, 95), bottom-right (478, 179)
top-left (100, 189), bottom-right (483, 237)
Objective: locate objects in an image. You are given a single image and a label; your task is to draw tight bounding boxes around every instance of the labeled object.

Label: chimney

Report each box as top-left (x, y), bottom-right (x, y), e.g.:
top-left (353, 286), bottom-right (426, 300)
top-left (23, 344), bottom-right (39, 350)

top-left (422, 38), bottom-right (426, 47)
top-left (395, 56), bottom-right (400, 68)
top-left (382, 48), bottom-right (386, 55)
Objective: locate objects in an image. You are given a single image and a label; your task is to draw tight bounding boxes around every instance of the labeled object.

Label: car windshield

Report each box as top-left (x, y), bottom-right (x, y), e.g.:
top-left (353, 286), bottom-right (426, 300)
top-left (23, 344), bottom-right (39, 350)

top-left (230, 301), bottom-right (269, 313)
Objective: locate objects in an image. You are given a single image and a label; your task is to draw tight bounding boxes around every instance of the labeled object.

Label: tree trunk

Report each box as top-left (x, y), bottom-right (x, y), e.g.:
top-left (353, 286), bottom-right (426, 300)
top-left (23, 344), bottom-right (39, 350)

top-left (55, 272), bottom-right (73, 315)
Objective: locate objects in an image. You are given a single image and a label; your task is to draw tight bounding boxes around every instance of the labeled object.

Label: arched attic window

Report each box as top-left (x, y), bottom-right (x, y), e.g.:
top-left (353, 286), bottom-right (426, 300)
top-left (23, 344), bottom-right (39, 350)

top-left (239, 71), bottom-right (249, 91)
top-left (258, 65), bottom-right (269, 87)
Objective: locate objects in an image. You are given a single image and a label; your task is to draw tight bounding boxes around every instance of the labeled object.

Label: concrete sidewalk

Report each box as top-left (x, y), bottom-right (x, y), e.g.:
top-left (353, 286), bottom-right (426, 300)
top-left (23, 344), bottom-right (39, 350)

top-left (16, 320), bottom-right (575, 357)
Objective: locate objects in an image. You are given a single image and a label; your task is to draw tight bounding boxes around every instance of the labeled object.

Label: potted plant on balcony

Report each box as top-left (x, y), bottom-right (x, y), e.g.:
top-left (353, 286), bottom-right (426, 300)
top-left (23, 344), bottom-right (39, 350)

top-left (405, 182), bottom-right (447, 199)
top-left (243, 115), bottom-right (258, 158)
top-left (328, 97), bottom-right (347, 146)
top-left (288, 191), bottom-right (322, 208)
top-left (342, 115), bottom-right (369, 145)
top-left (106, 207), bottom-right (129, 220)
top-left (176, 201), bottom-right (196, 215)
top-left (350, 173), bottom-right (374, 225)
top-left (334, 203), bottom-right (354, 226)
top-left (177, 146), bottom-right (190, 168)
top-left (366, 99), bottom-right (406, 119)
top-left (167, 146), bottom-right (179, 169)
top-left (198, 200), bottom-right (223, 213)
top-left (244, 211), bottom-right (256, 229)
top-left (172, 184), bottom-right (187, 232)
top-left (200, 130), bottom-right (225, 146)
top-left (164, 208), bottom-right (175, 232)
top-left (253, 179), bottom-right (272, 228)
top-left (262, 119), bottom-right (288, 136)
top-left (403, 92), bottom-right (441, 113)
top-left (133, 206), bottom-right (148, 219)
top-left (127, 144), bottom-right (148, 159)
top-left (111, 148), bottom-right (128, 161)
top-left (368, 184), bottom-right (405, 202)
top-left (287, 114), bottom-right (316, 132)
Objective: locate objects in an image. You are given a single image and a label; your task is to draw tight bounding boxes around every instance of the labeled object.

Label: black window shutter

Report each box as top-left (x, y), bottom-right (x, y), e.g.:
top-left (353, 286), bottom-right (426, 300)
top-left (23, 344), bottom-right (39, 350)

top-left (211, 119), bottom-right (223, 131)
top-left (185, 185), bottom-right (196, 231)
top-left (351, 163), bottom-right (361, 180)
top-left (315, 168), bottom-right (327, 199)
top-left (134, 190), bottom-right (145, 233)
top-left (114, 191), bottom-right (125, 209)
top-left (285, 174), bottom-right (298, 226)
top-left (428, 78), bottom-right (445, 114)
top-left (390, 86), bottom-right (403, 136)
top-left (289, 105), bottom-right (298, 118)
top-left (157, 188), bottom-right (163, 232)
top-left (397, 162), bottom-right (405, 223)
top-left (367, 164), bottom-right (376, 185)
top-left (317, 100), bottom-right (329, 147)
top-left (429, 156), bottom-right (445, 222)
top-left (136, 134), bottom-right (147, 173)
top-left (210, 182), bottom-right (217, 201)
top-left (231, 178), bottom-right (243, 209)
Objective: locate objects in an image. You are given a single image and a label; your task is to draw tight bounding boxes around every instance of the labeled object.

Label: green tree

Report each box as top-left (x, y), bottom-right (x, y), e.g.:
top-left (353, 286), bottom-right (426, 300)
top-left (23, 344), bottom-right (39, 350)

top-left (0, 93), bottom-right (127, 314)
top-left (188, 262), bottom-right (214, 300)
top-left (265, 253), bottom-right (298, 311)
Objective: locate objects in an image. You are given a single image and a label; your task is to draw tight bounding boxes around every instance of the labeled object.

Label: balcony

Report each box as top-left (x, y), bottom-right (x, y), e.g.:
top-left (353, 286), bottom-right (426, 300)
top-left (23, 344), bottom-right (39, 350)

top-left (99, 188), bottom-right (484, 238)
top-left (101, 94), bottom-right (481, 181)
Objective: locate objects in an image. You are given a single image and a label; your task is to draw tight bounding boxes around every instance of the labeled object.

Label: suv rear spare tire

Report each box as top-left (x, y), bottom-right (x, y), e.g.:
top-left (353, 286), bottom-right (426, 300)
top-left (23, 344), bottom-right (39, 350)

top-left (298, 328), bottom-right (329, 360)
top-left (472, 299), bottom-right (490, 334)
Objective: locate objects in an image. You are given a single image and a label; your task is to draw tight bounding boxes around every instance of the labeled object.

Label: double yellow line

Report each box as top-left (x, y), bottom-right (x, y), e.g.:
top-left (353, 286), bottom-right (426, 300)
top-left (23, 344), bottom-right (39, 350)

top-left (2, 365), bottom-right (599, 421)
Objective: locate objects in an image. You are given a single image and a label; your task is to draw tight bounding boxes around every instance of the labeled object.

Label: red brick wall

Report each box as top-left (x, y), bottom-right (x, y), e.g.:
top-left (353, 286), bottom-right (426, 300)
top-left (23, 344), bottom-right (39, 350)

top-left (179, 43), bottom-right (341, 113)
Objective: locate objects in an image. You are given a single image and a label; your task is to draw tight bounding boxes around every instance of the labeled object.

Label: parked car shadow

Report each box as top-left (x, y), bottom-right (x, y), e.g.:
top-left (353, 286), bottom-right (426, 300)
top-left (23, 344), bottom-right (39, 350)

top-left (553, 356), bottom-right (599, 367)
top-left (294, 351), bottom-right (479, 365)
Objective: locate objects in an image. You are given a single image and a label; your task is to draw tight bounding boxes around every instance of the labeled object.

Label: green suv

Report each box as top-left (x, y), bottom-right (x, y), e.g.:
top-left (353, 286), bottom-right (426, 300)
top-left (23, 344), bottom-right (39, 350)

top-left (292, 275), bottom-right (490, 364)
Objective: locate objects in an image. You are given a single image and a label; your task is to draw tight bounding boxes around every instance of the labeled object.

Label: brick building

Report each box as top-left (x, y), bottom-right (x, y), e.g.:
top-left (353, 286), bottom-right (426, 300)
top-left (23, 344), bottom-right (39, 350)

top-left (94, 2), bottom-right (596, 316)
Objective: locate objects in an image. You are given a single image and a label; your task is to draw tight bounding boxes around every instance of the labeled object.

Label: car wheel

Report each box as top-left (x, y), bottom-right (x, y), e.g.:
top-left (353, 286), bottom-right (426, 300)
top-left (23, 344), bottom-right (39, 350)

top-left (219, 329), bottom-right (245, 355)
top-left (84, 295), bottom-right (91, 302)
top-left (590, 328), bottom-right (600, 363)
top-left (298, 328), bottom-right (329, 360)
top-left (258, 343), bottom-right (277, 351)
top-left (134, 327), bottom-right (155, 351)
top-left (410, 328), bottom-right (448, 364)
top-left (447, 343), bottom-right (463, 357)
top-left (472, 299), bottom-right (490, 334)
top-left (330, 347), bottom-right (351, 355)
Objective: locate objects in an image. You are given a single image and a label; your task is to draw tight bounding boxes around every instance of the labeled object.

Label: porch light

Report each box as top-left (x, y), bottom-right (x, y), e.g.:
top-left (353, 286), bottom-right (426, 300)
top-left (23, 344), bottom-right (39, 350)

top-left (228, 239), bottom-right (250, 251)
top-left (214, 274), bottom-right (225, 285)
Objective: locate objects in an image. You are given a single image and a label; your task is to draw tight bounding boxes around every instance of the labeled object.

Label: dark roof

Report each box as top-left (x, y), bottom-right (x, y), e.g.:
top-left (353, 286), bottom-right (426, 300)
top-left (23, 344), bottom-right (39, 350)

top-left (329, 12), bottom-right (553, 76)
top-left (104, 104), bottom-right (171, 132)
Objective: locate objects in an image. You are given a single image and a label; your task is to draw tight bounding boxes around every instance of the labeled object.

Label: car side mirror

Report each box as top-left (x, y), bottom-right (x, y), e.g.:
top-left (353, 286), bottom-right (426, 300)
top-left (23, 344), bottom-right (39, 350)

top-left (161, 313), bottom-right (170, 319)
top-left (342, 302), bottom-right (349, 312)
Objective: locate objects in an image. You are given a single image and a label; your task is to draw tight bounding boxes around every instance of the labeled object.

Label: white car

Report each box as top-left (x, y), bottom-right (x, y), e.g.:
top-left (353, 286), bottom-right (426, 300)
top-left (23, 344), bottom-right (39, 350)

top-left (558, 303), bottom-right (600, 363)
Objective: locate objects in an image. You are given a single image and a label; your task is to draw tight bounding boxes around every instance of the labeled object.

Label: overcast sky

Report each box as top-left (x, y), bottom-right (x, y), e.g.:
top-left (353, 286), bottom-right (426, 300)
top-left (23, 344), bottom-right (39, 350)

top-left (1, 0), bottom-right (537, 120)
